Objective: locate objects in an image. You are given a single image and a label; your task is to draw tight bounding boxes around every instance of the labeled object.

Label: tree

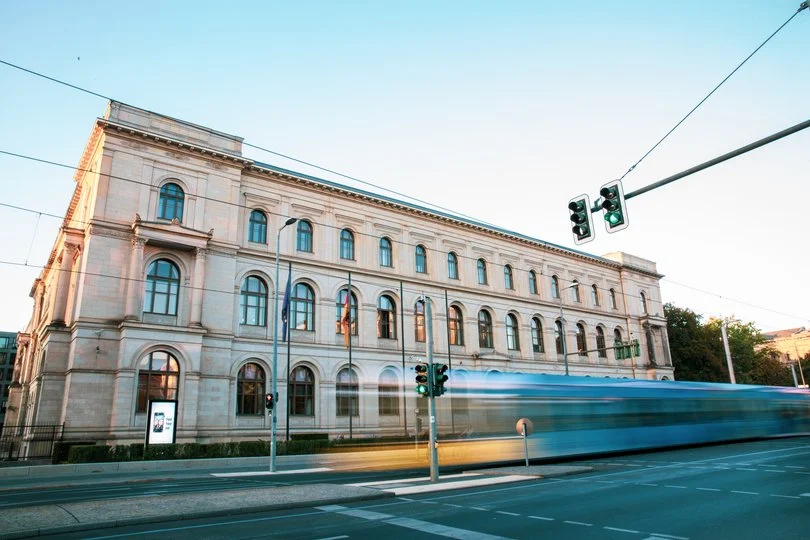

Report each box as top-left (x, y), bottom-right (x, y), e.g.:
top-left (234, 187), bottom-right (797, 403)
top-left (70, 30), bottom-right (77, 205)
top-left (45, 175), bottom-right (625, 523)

top-left (665, 304), bottom-right (725, 382)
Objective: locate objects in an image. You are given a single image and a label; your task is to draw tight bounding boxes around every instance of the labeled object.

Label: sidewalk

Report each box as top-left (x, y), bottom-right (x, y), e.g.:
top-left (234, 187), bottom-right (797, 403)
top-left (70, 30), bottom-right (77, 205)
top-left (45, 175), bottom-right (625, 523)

top-left (0, 465), bottom-right (591, 538)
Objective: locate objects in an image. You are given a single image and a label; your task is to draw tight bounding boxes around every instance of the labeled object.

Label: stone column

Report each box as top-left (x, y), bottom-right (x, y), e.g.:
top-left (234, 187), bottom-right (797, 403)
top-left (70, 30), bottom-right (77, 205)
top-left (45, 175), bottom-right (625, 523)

top-left (190, 247), bottom-right (207, 327)
top-left (51, 243), bottom-right (78, 325)
top-left (124, 237), bottom-right (146, 320)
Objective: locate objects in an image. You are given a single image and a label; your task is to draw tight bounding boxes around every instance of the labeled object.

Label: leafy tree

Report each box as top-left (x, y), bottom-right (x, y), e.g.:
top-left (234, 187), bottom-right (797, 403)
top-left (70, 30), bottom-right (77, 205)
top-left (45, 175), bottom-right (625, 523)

top-left (665, 304), bottom-right (725, 382)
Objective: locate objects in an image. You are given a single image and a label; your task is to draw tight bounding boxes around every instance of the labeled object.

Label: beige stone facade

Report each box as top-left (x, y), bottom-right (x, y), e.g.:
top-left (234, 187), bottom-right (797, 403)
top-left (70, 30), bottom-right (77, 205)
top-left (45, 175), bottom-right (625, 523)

top-left (6, 102), bottom-right (673, 449)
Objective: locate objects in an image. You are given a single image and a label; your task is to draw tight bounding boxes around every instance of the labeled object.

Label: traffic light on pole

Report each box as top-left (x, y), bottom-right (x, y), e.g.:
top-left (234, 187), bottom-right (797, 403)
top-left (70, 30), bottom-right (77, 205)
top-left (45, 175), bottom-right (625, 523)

top-left (599, 180), bottom-right (629, 233)
top-left (415, 363), bottom-right (430, 397)
top-left (568, 194), bottom-right (594, 245)
top-left (432, 364), bottom-right (449, 396)
top-left (265, 393), bottom-right (274, 411)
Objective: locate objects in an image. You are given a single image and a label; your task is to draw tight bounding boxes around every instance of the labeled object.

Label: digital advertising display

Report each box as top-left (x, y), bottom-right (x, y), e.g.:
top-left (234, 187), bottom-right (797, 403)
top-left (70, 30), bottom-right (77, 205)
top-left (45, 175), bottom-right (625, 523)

top-left (146, 399), bottom-right (177, 446)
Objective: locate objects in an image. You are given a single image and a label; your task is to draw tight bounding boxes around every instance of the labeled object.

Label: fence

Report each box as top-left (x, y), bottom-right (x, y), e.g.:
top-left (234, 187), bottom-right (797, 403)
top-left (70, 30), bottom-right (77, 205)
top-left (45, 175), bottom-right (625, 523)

top-left (0, 424), bottom-right (64, 461)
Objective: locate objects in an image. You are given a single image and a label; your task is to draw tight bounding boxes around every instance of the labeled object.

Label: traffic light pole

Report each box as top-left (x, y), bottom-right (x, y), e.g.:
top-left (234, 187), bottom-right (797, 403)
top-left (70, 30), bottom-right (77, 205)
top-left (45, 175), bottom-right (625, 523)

top-left (425, 296), bottom-right (439, 483)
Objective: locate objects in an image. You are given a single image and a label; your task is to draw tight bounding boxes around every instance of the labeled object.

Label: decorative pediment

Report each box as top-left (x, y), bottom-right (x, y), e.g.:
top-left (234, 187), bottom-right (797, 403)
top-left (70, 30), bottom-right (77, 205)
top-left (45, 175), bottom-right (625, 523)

top-left (132, 217), bottom-right (212, 250)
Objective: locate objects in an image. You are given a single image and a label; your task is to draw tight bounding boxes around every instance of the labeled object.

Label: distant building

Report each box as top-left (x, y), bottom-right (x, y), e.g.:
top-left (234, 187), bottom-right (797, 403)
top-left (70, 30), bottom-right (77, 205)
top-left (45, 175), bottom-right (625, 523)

top-left (6, 102), bottom-right (673, 452)
top-left (761, 327), bottom-right (810, 365)
top-left (0, 332), bottom-right (18, 429)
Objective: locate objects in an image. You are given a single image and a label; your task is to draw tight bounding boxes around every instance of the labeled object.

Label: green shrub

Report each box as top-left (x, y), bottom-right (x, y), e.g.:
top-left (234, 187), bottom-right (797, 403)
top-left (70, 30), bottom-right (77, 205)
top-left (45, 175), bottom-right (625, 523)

top-left (128, 443), bottom-right (144, 461)
top-left (176, 443), bottom-right (204, 459)
top-left (290, 433), bottom-right (329, 441)
top-left (280, 439), bottom-right (331, 455)
top-left (144, 444), bottom-right (177, 460)
top-left (52, 441), bottom-right (95, 464)
top-left (68, 444), bottom-right (112, 463)
top-left (237, 440), bottom-right (268, 457)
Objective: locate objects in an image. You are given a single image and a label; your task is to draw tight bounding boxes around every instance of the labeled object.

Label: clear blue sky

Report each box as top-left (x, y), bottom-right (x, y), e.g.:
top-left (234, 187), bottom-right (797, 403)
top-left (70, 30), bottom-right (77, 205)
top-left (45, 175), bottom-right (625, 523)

top-left (1, 0), bottom-right (808, 332)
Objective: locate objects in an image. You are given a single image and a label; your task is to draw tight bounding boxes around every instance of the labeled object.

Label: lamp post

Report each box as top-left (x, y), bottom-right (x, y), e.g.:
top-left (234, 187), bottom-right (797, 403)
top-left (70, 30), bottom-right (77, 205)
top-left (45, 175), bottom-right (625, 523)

top-left (557, 282), bottom-right (579, 376)
top-left (271, 216), bottom-right (297, 472)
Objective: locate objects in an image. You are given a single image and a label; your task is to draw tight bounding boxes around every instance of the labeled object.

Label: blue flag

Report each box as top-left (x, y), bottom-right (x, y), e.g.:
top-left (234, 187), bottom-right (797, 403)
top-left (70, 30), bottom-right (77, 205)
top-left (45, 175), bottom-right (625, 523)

top-left (281, 274), bottom-right (292, 342)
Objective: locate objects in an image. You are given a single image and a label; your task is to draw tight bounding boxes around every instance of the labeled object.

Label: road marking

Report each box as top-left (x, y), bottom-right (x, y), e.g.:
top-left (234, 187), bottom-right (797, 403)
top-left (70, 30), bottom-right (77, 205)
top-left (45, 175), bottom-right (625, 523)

top-left (772, 494), bottom-right (800, 499)
top-left (696, 488), bottom-right (721, 492)
top-left (639, 483), bottom-right (658, 487)
top-left (730, 491), bottom-right (758, 495)
top-left (799, 493), bottom-right (810, 497)
top-left (564, 520), bottom-right (593, 527)
top-left (444, 504), bottom-right (464, 508)
top-left (385, 475), bottom-right (536, 495)
top-left (650, 533), bottom-right (689, 540)
top-left (529, 516), bottom-right (554, 521)
top-left (765, 470), bottom-right (784, 473)
top-left (605, 526), bottom-right (640, 534)
top-left (497, 511), bottom-right (520, 516)
top-left (316, 536), bottom-right (349, 540)
top-left (349, 473), bottom-right (480, 487)
top-left (664, 485), bottom-right (687, 489)
top-left (785, 466), bottom-right (805, 469)
top-left (471, 507), bottom-right (489, 511)
top-left (735, 468), bottom-right (756, 471)
top-left (212, 467), bottom-right (331, 477)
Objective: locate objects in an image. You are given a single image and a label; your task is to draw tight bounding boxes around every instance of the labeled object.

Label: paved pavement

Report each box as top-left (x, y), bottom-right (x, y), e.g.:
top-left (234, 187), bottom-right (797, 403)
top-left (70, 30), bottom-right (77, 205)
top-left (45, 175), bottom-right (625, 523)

top-left (0, 464), bottom-right (590, 538)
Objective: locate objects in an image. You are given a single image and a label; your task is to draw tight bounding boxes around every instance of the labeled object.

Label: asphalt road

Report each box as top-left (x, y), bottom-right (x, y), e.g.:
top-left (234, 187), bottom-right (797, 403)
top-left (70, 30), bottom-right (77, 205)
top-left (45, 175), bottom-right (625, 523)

top-left (42, 437), bottom-right (810, 540)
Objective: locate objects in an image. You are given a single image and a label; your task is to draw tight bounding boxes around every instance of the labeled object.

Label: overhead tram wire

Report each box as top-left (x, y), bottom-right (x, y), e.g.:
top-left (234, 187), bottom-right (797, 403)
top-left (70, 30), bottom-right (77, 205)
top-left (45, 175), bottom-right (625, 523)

top-left (0, 58), bottom-right (500, 230)
top-left (616, 3), bottom-right (808, 182)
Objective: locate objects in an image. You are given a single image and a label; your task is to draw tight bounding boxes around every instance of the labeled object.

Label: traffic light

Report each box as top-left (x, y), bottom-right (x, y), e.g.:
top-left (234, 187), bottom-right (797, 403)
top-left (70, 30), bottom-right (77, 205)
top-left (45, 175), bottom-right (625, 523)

top-left (568, 194), bottom-right (594, 245)
top-left (599, 180), bottom-right (629, 233)
top-left (632, 339), bottom-right (640, 357)
top-left (432, 364), bottom-right (449, 396)
top-left (265, 393), bottom-right (274, 411)
top-left (415, 364), bottom-right (430, 397)
top-left (614, 341), bottom-right (625, 360)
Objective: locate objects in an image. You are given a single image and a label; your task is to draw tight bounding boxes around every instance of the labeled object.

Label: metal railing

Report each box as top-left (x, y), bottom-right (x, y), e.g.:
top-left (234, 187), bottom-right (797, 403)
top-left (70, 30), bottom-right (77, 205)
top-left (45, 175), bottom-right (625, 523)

top-left (0, 423), bottom-right (63, 461)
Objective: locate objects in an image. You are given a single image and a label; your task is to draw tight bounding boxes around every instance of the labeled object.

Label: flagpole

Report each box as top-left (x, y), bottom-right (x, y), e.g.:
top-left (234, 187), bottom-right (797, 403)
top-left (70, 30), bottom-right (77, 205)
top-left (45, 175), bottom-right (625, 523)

top-left (347, 270), bottom-right (353, 439)
top-left (400, 280), bottom-right (407, 437)
top-left (285, 261), bottom-right (292, 443)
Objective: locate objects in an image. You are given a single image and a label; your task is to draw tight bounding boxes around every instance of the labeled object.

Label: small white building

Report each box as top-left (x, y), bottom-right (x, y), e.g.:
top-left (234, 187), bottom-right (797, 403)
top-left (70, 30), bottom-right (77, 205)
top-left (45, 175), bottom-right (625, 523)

top-left (6, 102), bottom-right (673, 449)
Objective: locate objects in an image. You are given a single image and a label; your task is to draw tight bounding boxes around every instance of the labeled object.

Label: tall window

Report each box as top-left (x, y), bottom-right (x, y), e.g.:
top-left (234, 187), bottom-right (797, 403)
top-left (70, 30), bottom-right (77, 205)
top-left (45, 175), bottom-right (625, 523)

top-left (591, 284), bottom-right (600, 306)
top-left (640, 291), bottom-right (648, 314)
top-left (240, 276), bottom-right (268, 326)
top-left (297, 220), bottom-right (313, 252)
top-left (378, 368), bottom-right (399, 416)
top-left (377, 295), bottom-right (397, 339)
top-left (289, 366), bottom-right (314, 416)
top-left (610, 288), bottom-right (618, 309)
top-left (291, 283), bottom-right (315, 331)
top-left (158, 182), bottom-right (184, 221)
top-left (478, 310), bottom-right (493, 348)
top-left (572, 280), bottom-right (581, 303)
top-left (554, 320), bottom-right (564, 354)
top-left (379, 237), bottom-right (393, 267)
top-left (576, 323), bottom-right (587, 356)
top-left (336, 367), bottom-right (358, 416)
top-left (504, 265), bottom-right (514, 290)
top-left (551, 275), bottom-right (560, 299)
top-left (596, 327), bottom-right (607, 358)
top-left (340, 229), bottom-right (355, 260)
top-left (448, 305), bottom-right (463, 346)
top-left (236, 362), bottom-right (265, 415)
top-left (415, 245), bottom-right (427, 274)
top-left (248, 210), bottom-right (267, 244)
top-left (335, 289), bottom-right (358, 335)
top-left (137, 350), bottom-right (179, 412)
top-left (477, 259), bottom-right (488, 285)
top-left (531, 317), bottom-right (544, 353)
top-left (143, 259), bottom-right (180, 315)
top-left (528, 270), bottom-right (538, 295)
top-left (447, 252), bottom-right (459, 280)
top-left (414, 301), bottom-right (426, 342)
top-left (506, 313), bottom-right (519, 350)
top-left (614, 328), bottom-right (623, 352)
top-left (646, 325), bottom-right (656, 364)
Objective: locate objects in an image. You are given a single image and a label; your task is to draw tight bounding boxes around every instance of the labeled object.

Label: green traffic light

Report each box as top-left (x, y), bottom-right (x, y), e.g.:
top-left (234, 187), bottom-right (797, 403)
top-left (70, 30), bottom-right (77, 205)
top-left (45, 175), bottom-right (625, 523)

top-left (606, 212), bottom-right (622, 226)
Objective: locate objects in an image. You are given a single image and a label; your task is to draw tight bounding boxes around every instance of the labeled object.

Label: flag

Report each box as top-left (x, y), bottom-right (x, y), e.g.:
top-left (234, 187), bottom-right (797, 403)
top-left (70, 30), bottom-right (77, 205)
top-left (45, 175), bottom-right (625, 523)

top-left (341, 290), bottom-right (351, 349)
top-left (281, 275), bottom-right (292, 342)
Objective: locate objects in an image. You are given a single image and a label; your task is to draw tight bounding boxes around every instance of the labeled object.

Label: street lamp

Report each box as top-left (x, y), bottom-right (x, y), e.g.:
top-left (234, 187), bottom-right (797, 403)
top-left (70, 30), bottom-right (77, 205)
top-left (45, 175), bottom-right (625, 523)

top-left (271, 216), bottom-right (297, 472)
top-left (557, 282), bottom-right (579, 376)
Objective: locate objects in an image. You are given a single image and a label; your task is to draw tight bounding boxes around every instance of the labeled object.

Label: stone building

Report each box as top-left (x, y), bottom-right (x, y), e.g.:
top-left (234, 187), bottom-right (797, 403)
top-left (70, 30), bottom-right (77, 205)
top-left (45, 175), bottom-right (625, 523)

top-left (0, 332), bottom-right (18, 429)
top-left (6, 102), bottom-right (673, 450)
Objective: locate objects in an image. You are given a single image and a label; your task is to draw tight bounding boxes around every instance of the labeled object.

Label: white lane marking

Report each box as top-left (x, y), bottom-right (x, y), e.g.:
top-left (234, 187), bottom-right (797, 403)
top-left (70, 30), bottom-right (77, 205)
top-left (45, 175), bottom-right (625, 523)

top-left (735, 468), bottom-right (756, 471)
top-left (348, 473), bottom-right (480, 487)
top-left (605, 526), bottom-right (640, 534)
top-left (772, 494), bottom-right (800, 499)
top-left (799, 493), bottom-right (810, 497)
top-left (470, 507), bottom-right (489, 511)
top-left (387, 475), bottom-right (536, 495)
top-left (316, 536), bottom-right (349, 540)
top-left (730, 491), bottom-right (758, 495)
top-left (786, 466), bottom-right (805, 469)
top-left (386, 517), bottom-right (511, 539)
top-left (639, 483), bottom-right (658, 487)
top-left (444, 504), bottom-right (464, 508)
top-left (529, 516), bottom-right (554, 521)
top-left (664, 485), bottom-right (687, 489)
top-left (564, 520), bottom-right (593, 527)
top-left (650, 534), bottom-right (689, 540)
top-left (696, 488), bottom-right (721, 492)
top-left (497, 511), bottom-right (520, 516)
top-left (765, 470), bottom-right (784, 473)
top-left (212, 467), bottom-right (332, 477)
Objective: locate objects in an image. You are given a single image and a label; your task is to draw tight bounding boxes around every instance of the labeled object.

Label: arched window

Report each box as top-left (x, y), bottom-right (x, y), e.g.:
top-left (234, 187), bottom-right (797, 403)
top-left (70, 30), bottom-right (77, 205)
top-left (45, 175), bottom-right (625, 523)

top-left (291, 283), bottom-right (315, 331)
top-left (143, 259), bottom-right (180, 315)
top-left (414, 301), bottom-right (426, 342)
top-left (377, 295), bottom-right (397, 339)
top-left (528, 270), bottom-right (538, 295)
top-left (447, 252), bottom-right (459, 280)
top-left (576, 323), bottom-right (587, 356)
top-left (289, 366), bottom-right (314, 416)
top-left (551, 275), bottom-right (560, 299)
top-left (554, 319), bottom-right (564, 354)
top-left (506, 313), bottom-right (519, 350)
top-left (335, 289), bottom-right (358, 336)
top-left (477, 259), bottom-right (488, 285)
top-left (248, 210), bottom-right (267, 244)
top-left (572, 280), bottom-right (581, 303)
top-left (158, 182), bottom-right (184, 221)
top-left (448, 305), bottom-right (463, 346)
top-left (240, 275), bottom-right (268, 326)
top-left (614, 328), bottom-right (623, 355)
top-left (137, 350), bottom-right (179, 412)
top-left (531, 317), bottom-right (544, 353)
top-left (504, 265), bottom-right (514, 290)
top-left (340, 229), bottom-right (355, 260)
top-left (415, 245), bottom-right (427, 274)
top-left (378, 368), bottom-right (399, 416)
top-left (609, 288), bottom-right (618, 309)
top-left (591, 284), bottom-right (600, 306)
top-left (645, 325), bottom-right (656, 364)
top-left (640, 291), bottom-right (648, 314)
top-left (240, 276), bottom-right (268, 326)
top-left (236, 362), bottom-right (265, 415)
top-left (596, 327), bottom-right (607, 358)
top-left (336, 367), bottom-right (358, 417)
top-left (478, 310), bottom-right (493, 348)
top-left (296, 220), bottom-right (313, 253)
top-left (379, 237), bottom-right (393, 267)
